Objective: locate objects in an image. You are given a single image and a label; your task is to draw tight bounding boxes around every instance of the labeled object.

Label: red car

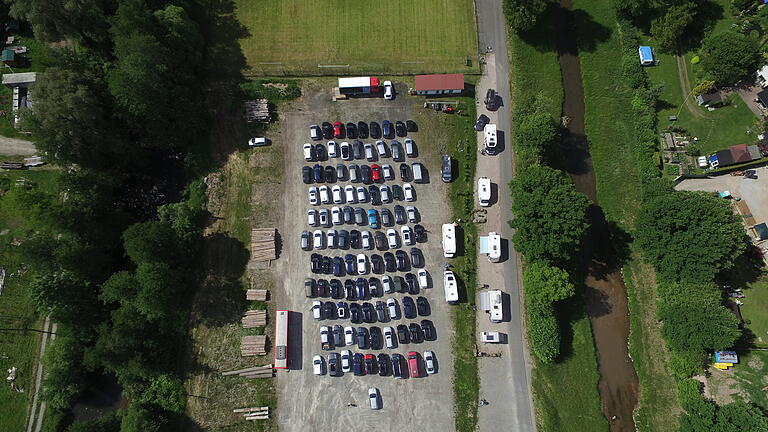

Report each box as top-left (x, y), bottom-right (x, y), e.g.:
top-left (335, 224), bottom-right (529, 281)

top-left (333, 121), bottom-right (344, 139)
top-left (371, 164), bottom-right (382, 183)
top-left (407, 351), bottom-right (420, 378)
top-left (364, 354), bottom-right (376, 374)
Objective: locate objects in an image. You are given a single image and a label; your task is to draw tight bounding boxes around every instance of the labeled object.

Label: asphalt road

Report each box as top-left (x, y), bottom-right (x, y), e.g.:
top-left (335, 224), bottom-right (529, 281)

top-left (474, 1), bottom-right (537, 431)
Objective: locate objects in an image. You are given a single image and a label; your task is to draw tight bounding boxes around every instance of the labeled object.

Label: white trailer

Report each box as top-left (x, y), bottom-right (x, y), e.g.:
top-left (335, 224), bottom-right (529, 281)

top-left (442, 223), bottom-right (456, 258)
top-left (479, 290), bottom-right (504, 323)
top-left (480, 331), bottom-right (506, 343)
top-left (443, 270), bottom-right (459, 303)
top-left (479, 232), bottom-right (501, 263)
top-left (477, 177), bottom-right (491, 207)
top-left (484, 124), bottom-right (497, 154)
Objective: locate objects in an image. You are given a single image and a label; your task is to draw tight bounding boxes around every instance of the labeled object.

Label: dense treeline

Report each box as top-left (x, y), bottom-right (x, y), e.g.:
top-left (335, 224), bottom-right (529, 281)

top-left (4, 0), bottom-right (211, 429)
top-left (614, 15), bottom-right (765, 431)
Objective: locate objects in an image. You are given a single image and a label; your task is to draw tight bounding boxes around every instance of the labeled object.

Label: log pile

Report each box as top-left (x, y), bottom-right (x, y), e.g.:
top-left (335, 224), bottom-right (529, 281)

top-left (244, 99), bottom-right (270, 123)
top-left (251, 228), bottom-right (277, 262)
top-left (240, 335), bottom-right (268, 356)
top-left (221, 364), bottom-right (274, 378)
top-left (234, 406), bottom-right (270, 420)
top-left (241, 310), bottom-right (267, 328)
top-left (246, 289), bottom-right (268, 301)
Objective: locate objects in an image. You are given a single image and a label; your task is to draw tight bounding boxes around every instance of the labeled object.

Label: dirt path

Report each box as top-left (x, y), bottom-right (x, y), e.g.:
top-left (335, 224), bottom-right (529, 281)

top-left (675, 55), bottom-right (706, 119)
top-left (0, 136), bottom-right (36, 156)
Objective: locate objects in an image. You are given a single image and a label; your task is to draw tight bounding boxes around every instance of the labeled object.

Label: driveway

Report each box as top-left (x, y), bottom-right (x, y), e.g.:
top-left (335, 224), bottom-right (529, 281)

top-left (0, 136), bottom-right (36, 155)
top-left (474, 1), bottom-right (536, 431)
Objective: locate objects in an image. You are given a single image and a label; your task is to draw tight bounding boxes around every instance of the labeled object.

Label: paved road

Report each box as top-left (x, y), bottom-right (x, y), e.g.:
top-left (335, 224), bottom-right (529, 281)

top-left (0, 136), bottom-right (36, 155)
top-left (474, 1), bottom-right (536, 431)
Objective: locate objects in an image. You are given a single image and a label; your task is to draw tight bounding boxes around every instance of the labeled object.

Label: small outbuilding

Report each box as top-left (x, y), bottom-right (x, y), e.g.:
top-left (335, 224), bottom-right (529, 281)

top-left (413, 74), bottom-right (464, 95)
top-left (2, 72), bottom-right (36, 88)
top-left (753, 222), bottom-right (768, 240)
top-left (696, 90), bottom-right (722, 107)
top-left (638, 46), bottom-right (655, 66)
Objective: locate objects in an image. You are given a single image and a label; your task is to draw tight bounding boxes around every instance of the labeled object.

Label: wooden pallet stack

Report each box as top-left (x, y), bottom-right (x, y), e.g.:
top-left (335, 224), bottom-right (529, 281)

top-left (250, 228), bottom-right (277, 262)
top-left (234, 406), bottom-right (270, 421)
top-left (240, 335), bottom-right (268, 356)
top-left (221, 364), bottom-right (274, 379)
top-left (244, 99), bottom-right (270, 123)
top-left (246, 289), bottom-right (268, 301)
top-left (241, 310), bottom-right (267, 328)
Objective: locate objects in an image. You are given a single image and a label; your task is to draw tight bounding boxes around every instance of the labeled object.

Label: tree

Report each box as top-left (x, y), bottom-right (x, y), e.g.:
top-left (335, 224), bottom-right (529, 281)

top-left (66, 412), bottom-right (120, 432)
top-left (699, 31), bottom-right (761, 85)
top-left (30, 271), bottom-right (104, 330)
top-left (6, 0), bottom-right (110, 43)
top-left (523, 261), bottom-right (575, 304)
top-left (514, 111), bottom-right (560, 168)
top-left (139, 375), bottom-right (187, 414)
top-left (120, 404), bottom-right (171, 432)
top-left (715, 402), bottom-right (768, 431)
top-left (509, 166), bottom-right (590, 265)
top-left (41, 336), bottom-right (87, 409)
top-left (650, 3), bottom-right (695, 52)
top-left (505, 0), bottom-right (552, 34)
top-left (635, 191), bottom-right (746, 283)
top-left (122, 221), bottom-right (187, 268)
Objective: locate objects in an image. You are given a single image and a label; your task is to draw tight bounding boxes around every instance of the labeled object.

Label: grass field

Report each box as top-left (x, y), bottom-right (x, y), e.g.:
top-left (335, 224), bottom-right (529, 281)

top-left (0, 169), bottom-right (59, 432)
top-left (234, 0), bottom-right (479, 76)
top-left (730, 350), bottom-right (768, 410)
top-left (741, 277), bottom-right (768, 348)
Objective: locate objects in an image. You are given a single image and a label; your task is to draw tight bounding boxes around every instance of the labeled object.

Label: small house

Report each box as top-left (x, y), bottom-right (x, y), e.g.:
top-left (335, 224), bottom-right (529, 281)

top-left (1, 72), bottom-right (36, 89)
top-left (638, 46), bottom-right (655, 66)
top-left (413, 74), bottom-right (464, 95)
top-left (696, 90), bottom-right (722, 107)
top-left (1, 49), bottom-right (18, 67)
top-left (756, 89), bottom-right (768, 110)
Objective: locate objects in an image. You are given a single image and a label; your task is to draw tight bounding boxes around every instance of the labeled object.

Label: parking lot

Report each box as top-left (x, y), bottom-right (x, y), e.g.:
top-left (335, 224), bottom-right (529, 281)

top-left (273, 87), bottom-right (456, 431)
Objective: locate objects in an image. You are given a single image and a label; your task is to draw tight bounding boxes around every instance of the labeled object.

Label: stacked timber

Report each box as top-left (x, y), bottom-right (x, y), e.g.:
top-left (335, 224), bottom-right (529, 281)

top-left (246, 289), bottom-right (268, 301)
top-left (241, 310), bottom-right (267, 328)
top-left (244, 99), bottom-right (270, 123)
top-left (250, 228), bottom-right (277, 262)
top-left (221, 364), bottom-right (274, 379)
top-left (240, 335), bottom-right (268, 356)
top-left (234, 406), bottom-right (270, 420)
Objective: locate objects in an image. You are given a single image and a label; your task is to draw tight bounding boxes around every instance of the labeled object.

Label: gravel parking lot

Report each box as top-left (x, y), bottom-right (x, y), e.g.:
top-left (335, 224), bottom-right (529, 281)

top-left (273, 88), bottom-right (456, 431)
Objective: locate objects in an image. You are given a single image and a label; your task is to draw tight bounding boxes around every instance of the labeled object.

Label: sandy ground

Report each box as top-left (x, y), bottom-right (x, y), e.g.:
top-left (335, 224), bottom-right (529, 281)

top-left (273, 86), bottom-right (456, 431)
top-left (0, 136), bottom-right (36, 155)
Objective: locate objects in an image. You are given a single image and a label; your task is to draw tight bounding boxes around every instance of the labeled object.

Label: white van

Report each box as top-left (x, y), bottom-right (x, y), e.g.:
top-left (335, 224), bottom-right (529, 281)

top-left (404, 138), bottom-right (416, 157)
top-left (412, 162), bottom-right (425, 183)
top-left (442, 223), bottom-right (456, 258)
top-left (477, 177), bottom-right (491, 207)
top-left (484, 124), bottom-right (497, 154)
top-left (443, 270), bottom-right (459, 303)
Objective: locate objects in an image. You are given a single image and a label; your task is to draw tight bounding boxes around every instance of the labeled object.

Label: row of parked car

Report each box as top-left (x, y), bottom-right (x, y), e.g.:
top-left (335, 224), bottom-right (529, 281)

top-left (312, 295), bottom-right (430, 322)
top-left (309, 120), bottom-right (417, 141)
top-left (309, 248), bottom-right (425, 276)
top-left (304, 225), bottom-right (419, 251)
top-left (308, 183), bottom-right (416, 206)
top-left (305, 271), bottom-right (430, 300)
top-left (308, 204), bottom-right (420, 227)
top-left (319, 321), bottom-right (437, 352)
top-left (302, 161), bottom-right (423, 185)
top-left (313, 350), bottom-right (436, 379)
top-left (303, 139), bottom-right (417, 163)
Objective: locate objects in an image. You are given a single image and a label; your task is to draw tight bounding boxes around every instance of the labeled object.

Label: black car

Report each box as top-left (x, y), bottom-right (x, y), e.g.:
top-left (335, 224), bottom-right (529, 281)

top-left (311, 253), bottom-right (322, 273)
top-left (349, 302), bottom-right (361, 323)
top-left (364, 353), bottom-right (375, 374)
top-left (394, 276), bottom-right (407, 293)
top-left (321, 256), bottom-right (332, 274)
top-left (368, 185), bottom-right (380, 205)
top-left (413, 224), bottom-right (426, 243)
top-left (313, 164), bottom-right (323, 183)
top-left (302, 166), bottom-right (312, 184)
top-left (391, 353), bottom-right (403, 378)
top-left (395, 121), bottom-right (406, 137)
top-left (370, 326), bottom-right (382, 349)
top-left (324, 165), bottom-right (336, 183)
top-left (322, 121), bottom-right (333, 139)
top-left (395, 250), bottom-right (408, 271)
top-left (332, 256), bottom-right (343, 276)
top-left (409, 322), bottom-right (423, 343)
top-left (474, 114), bottom-right (490, 131)
top-left (371, 254), bottom-right (384, 274)
top-left (356, 278), bottom-right (367, 300)
top-left (485, 88), bottom-right (499, 110)
top-left (340, 143), bottom-right (351, 160)
top-left (416, 296), bottom-right (430, 316)
top-left (349, 164), bottom-right (360, 183)
top-left (391, 141), bottom-right (403, 162)
top-left (353, 353), bottom-right (364, 376)
top-left (357, 326), bottom-right (369, 349)
top-left (343, 206), bottom-right (354, 224)
top-left (380, 208), bottom-right (393, 226)
top-left (330, 279), bottom-right (342, 299)
top-left (402, 296), bottom-right (416, 319)
top-left (350, 230), bottom-right (361, 249)
top-left (399, 163), bottom-right (410, 181)
top-left (346, 122), bottom-right (357, 139)
top-left (374, 232), bottom-right (387, 251)
top-left (377, 353), bottom-right (389, 376)
top-left (394, 205), bottom-right (405, 224)
top-left (396, 324), bottom-right (409, 344)
top-left (344, 254), bottom-right (355, 274)
top-left (338, 229), bottom-right (349, 249)
top-left (357, 121), bottom-right (369, 139)
top-left (345, 279), bottom-right (356, 301)
top-left (317, 279), bottom-right (329, 297)
top-left (353, 140), bottom-right (364, 159)
top-left (375, 301), bottom-right (387, 321)
top-left (361, 165), bottom-right (372, 185)
top-left (384, 252), bottom-right (396, 272)
top-left (329, 352), bottom-right (340, 376)
top-left (406, 119), bottom-right (417, 132)
top-left (370, 121), bottom-right (381, 139)
top-left (421, 319), bottom-right (436, 341)
top-left (337, 163), bottom-right (347, 180)
top-left (314, 143), bottom-right (327, 161)
top-left (391, 184), bottom-right (404, 202)
top-left (410, 248), bottom-right (424, 268)
top-left (382, 120), bottom-right (394, 139)
top-left (405, 273), bottom-right (418, 294)
top-left (323, 301), bottom-right (336, 319)
top-left (368, 277), bottom-right (380, 297)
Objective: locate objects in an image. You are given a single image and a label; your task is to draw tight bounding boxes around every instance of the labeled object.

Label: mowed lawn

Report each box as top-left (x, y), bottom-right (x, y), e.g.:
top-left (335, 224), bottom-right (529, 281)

top-left (235, 0), bottom-right (479, 75)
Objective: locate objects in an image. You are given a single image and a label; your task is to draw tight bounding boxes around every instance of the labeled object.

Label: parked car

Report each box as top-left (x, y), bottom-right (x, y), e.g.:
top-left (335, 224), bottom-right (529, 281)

top-left (403, 183), bottom-right (415, 202)
top-left (353, 140), bottom-right (364, 160)
top-left (321, 121), bottom-right (333, 139)
top-left (368, 185), bottom-right (380, 205)
top-left (392, 353), bottom-right (404, 379)
top-left (386, 229), bottom-right (399, 249)
top-left (410, 247), bottom-right (424, 268)
top-left (304, 143), bottom-right (314, 161)
top-left (397, 324), bottom-right (409, 344)
top-left (337, 163), bottom-right (347, 181)
top-left (364, 142), bottom-right (375, 161)
top-left (349, 163), bottom-right (360, 183)
top-left (356, 278), bottom-right (368, 299)
top-left (314, 143), bottom-right (327, 161)
top-left (307, 209), bottom-right (318, 226)
top-left (364, 353), bottom-right (376, 374)
top-left (312, 300), bottom-right (322, 320)
top-left (370, 254), bottom-right (384, 274)
top-left (346, 122), bottom-right (357, 139)
top-left (395, 120), bottom-right (406, 137)
top-left (370, 326), bottom-right (382, 349)
top-left (408, 322), bottom-right (422, 343)
top-left (406, 119), bottom-right (417, 132)
top-left (368, 387), bottom-right (381, 409)
top-left (367, 209), bottom-right (379, 229)
top-left (371, 164), bottom-right (382, 183)
top-left (386, 297), bottom-right (399, 319)
top-left (382, 120), bottom-right (393, 138)
top-left (384, 252), bottom-right (396, 272)
top-left (333, 121), bottom-right (344, 138)
top-left (404, 138), bottom-right (416, 157)
top-left (341, 349), bottom-right (352, 372)
top-left (361, 165), bottom-right (372, 184)
top-left (382, 164), bottom-right (394, 180)
top-left (356, 254), bottom-right (368, 275)
top-left (474, 114), bottom-right (490, 131)
top-left (391, 141), bottom-right (403, 161)
top-left (400, 225), bottom-right (413, 245)
top-left (423, 350), bottom-right (436, 374)
top-left (416, 296), bottom-right (430, 316)
top-left (357, 121), bottom-right (369, 139)
top-left (361, 230), bottom-right (373, 250)
top-left (379, 184), bottom-right (390, 202)
top-left (310, 124), bottom-right (322, 141)
top-left (403, 296), bottom-right (416, 319)
top-left (380, 208), bottom-right (393, 226)
top-left (327, 141), bottom-right (338, 159)
top-left (421, 319), bottom-right (436, 341)
top-left (441, 154), bottom-right (452, 183)
top-left (370, 121), bottom-right (381, 139)
top-left (308, 186), bottom-right (319, 205)
top-left (301, 230), bottom-right (311, 250)
top-left (413, 223), bottom-right (426, 242)
top-left (395, 250), bottom-right (408, 271)
top-left (383, 81), bottom-right (394, 100)
top-left (374, 231), bottom-right (387, 251)
top-left (404, 272), bottom-right (417, 294)
top-left (376, 140), bottom-right (387, 157)
top-left (313, 355), bottom-right (325, 375)
top-left (353, 353), bottom-right (364, 376)
top-left (340, 141), bottom-right (352, 161)
top-left (302, 166), bottom-right (312, 184)
top-left (344, 326), bottom-right (355, 345)
top-left (377, 353), bottom-right (389, 376)
top-left (328, 352), bottom-right (340, 376)
top-left (310, 253), bottom-right (321, 273)
top-left (357, 326), bottom-right (369, 349)
top-left (350, 229), bottom-right (361, 249)
top-left (383, 326), bottom-right (396, 348)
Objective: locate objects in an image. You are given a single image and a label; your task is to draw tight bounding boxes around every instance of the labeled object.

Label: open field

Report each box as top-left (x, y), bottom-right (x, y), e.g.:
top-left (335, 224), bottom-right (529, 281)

top-left (742, 278), bottom-right (768, 348)
top-left (234, 0), bottom-right (479, 76)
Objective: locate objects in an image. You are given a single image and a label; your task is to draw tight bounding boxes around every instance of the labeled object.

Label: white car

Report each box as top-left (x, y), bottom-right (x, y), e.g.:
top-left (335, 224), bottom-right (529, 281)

top-left (369, 387), bottom-right (381, 410)
top-left (344, 326), bottom-right (355, 345)
top-left (376, 140), bottom-right (386, 157)
top-left (403, 183), bottom-right (415, 202)
top-left (418, 269), bottom-right (429, 289)
top-left (382, 275), bottom-right (393, 294)
top-left (318, 208), bottom-right (330, 227)
top-left (332, 206), bottom-right (342, 225)
top-left (313, 355), bottom-right (325, 375)
top-left (312, 301), bottom-right (322, 320)
top-left (364, 142), bottom-right (375, 161)
top-left (248, 137), bottom-right (268, 146)
top-left (308, 209), bottom-right (318, 226)
top-left (424, 351), bottom-right (436, 374)
top-left (332, 185), bottom-right (343, 204)
top-left (313, 230), bottom-right (325, 249)
top-left (345, 185), bottom-right (356, 203)
top-left (383, 326), bottom-right (395, 348)
top-left (341, 349), bottom-right (352, 372)
top-left (401, 225), bottom-right (413, 246)
top-left (319, 185), bottom-right (331, 204)
top-left (361, 230), bottom-right (373, 250)
top-left (309, 186), bottom-right (319, 205)
top-left (303, 143), bottom-right (314, 161)
top-left (357, 254), bottom-right (368, 275)
top-left (386, 229), bottom-right (399, 249)
top-left (379, 185), bottom-right (391, 203)
top-left (326, 229), bottom-right (337, 249)
top-left (382, 164), bottom-right (394, 180)
top-left (383, 80), bottom-right (394, 100)
top-left (320, 325), bottom-right (330, 345)
top-left (328, 141), bottom-right (338, 158)
top-left (404, 138), bottom-right (415, 157)
top-left (406, 206), bottom-right (417, 223)
top-left (386, 297), bottom-right (399, 319)
top-left (356, 186), bottom-right (367, 202)
top-left (340, 141), bottom-right (352, 161)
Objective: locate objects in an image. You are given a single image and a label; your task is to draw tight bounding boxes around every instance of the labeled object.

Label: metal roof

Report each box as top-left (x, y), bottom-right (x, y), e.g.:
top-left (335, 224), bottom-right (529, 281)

top-left (415, 74), bottom-right (464, 91)
top-left (1, 72), bottom-right (36, 86)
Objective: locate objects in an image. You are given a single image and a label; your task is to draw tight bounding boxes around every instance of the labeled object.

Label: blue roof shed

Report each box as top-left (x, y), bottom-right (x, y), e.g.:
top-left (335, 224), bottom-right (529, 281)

top-left (638, 46), bottom-right (654, 66)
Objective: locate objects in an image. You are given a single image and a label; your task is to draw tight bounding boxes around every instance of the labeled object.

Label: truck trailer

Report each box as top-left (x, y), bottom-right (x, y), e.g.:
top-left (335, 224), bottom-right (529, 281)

top-left (338, 77), bottom-right (380, 96)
